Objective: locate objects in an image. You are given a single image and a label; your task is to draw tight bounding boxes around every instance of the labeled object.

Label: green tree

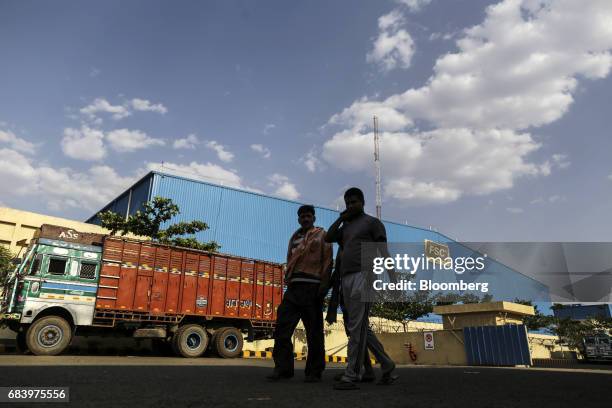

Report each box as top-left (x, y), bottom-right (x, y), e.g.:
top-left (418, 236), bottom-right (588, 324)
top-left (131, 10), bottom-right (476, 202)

top-left (0, 246), bottom-right (15, 286)
top-left (370, 290), bottom-right (494, 332)
top-left (551, 316), bottom-right (612, 355)
top-left (370, 291), bottom-right (438, 332)
top-left (513, 299), bottom-right (555, 331)
top-left (99, 197), bottom-right (220, 252)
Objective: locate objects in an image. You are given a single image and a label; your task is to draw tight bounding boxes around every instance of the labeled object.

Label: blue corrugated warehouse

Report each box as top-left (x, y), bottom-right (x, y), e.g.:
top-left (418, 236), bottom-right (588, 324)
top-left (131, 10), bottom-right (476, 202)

top-left (86, 170), bottom-right (549, 302)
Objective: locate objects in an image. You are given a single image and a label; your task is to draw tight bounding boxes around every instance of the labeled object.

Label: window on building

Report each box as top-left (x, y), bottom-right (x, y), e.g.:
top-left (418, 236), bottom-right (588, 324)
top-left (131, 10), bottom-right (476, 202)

top-left (48, 257), bottom-right (68, 275)
top-left (79, 262), bottom-right (97, 279)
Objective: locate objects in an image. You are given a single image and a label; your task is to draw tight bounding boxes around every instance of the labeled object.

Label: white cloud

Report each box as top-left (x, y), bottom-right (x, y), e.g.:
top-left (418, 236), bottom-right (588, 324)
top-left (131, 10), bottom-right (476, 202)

top-left (0, 129), bottom-right (37, 154)
top-left (173, 134), bottom-right (200, 150)
top-left (205, 140), bottom-right (234, 163)
top-left (506, 207), bottom-right (524, 214)
top-left (147, 161), bottom-right (244, 189)
top-left (429, 32), bottom-right (456, 41)
top-left (106, 129), bottom-right (165, 153)
top-left (396, 0), bottom-right (432, 13)
top-left (607, 174), bottom-right (612, 181)
top-left (530, 194), bottom-right (564, 204)
top-left (80, 98), bottom-right (130, 121)
top-left (300, 148), bottom-right (324, 173)
top-left (61, 126), bottom-right (106, 161)
top-left (0, 148), bottom-right (39, 196)
top-left (130, 98), bottom-right (168, 114)
top-left (79, 97), bottom-right (167, 123)
top-left (353, 0), bottom-right (612, 131)
top-left (268, 173), bottom-right (300, 200)
top-left (0, 147), bottom-right (134, 211)
top-left (323, 128), bottom-right (546, 205)
top-left (250, 143), bottom-right (271, 159)
top-left (552, 153), bottom-right (571, 169)
top-left (367, 9), bottom-right (415, 72)
top-left (329, 96), bottom-right (413, 132)
top-left (325, 0), bottom-right (612, 205)
top-left (263, 123), bottom-right (276, 135)
top-left (89, 67), bottom-right (101, 78)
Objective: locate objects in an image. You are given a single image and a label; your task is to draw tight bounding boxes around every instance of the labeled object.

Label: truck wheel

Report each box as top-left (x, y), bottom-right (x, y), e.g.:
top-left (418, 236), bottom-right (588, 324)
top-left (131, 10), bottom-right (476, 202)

top-left (173, 324), bottom-right (209, 358)
top-left (16, 331), bottom-right (29, 354)
top-left (26, 316), bottom-right (72, 356)
top-left (208, 330), bottom-right (221, 355)
top-left (215, 327), bottom-right (243, 359)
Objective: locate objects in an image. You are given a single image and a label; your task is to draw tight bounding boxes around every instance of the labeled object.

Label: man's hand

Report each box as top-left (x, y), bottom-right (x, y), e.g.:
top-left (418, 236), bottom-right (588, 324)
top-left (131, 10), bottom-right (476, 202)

top-left (325, 309), bottom-right (337, 325)
top-left (318, 283), bottom-right (330, 299)
top-left (340, 207), bottom-right (360, 221)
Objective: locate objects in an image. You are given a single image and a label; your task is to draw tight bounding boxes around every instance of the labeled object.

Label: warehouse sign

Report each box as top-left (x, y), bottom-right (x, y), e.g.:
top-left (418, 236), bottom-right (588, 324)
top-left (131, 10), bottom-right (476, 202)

top-left (424, 240), bottom-right (450, 264)
top-left (424, 332), bottom-right (435, 350)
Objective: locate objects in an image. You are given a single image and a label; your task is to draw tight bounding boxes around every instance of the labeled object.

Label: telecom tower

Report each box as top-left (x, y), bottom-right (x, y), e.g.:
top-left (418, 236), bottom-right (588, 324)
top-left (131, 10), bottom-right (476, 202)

top-left (373, 115), bottom-right (382, 220)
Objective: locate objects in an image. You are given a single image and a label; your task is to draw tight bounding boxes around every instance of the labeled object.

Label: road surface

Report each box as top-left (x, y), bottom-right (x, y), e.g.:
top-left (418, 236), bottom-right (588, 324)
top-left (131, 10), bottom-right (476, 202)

top-left (0, 355), bottom-right (610, 408)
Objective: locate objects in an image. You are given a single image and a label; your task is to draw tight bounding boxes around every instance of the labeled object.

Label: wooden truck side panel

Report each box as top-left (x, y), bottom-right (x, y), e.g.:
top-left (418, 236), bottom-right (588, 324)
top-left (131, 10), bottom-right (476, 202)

top-left (96, 237), bottom-right (282, 322)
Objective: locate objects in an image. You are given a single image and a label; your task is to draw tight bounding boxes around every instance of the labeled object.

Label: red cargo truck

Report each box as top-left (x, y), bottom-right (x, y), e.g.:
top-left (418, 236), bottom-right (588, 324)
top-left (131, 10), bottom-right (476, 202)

top-left (1, 225), bottom-right (284, 358)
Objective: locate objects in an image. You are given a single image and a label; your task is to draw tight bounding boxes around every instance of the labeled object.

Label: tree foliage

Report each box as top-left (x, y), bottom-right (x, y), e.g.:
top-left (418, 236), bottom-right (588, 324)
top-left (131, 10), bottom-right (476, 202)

top-left (551, 315), bottom-right (612, 354)
top-left (370, 290), bottom-right (494, 332)
top-left (513, 299), bottom-right (555, 331)
top-left (99, 197), bottom-right (220, 252)
top-left (0, 246), bottom-right (15, 286)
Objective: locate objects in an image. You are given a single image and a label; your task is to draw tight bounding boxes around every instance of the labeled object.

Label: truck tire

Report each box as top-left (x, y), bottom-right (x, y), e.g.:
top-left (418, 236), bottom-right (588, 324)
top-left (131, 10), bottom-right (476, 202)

top-left (208, 330), bottom-right (221, 355)
top-left (16, 331), bottom-right (29, 354)
top-left (173, 324), bottom-right (209, 358)
top-left (26, 316), bottom-right (72, 356)
top-left (214, 327), bottom-right (243, 359)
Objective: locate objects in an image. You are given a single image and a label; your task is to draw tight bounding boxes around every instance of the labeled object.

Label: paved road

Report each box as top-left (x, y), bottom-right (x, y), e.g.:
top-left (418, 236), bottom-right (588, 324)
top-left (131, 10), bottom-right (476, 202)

top-left (0, 356), bottom-right (610, 408)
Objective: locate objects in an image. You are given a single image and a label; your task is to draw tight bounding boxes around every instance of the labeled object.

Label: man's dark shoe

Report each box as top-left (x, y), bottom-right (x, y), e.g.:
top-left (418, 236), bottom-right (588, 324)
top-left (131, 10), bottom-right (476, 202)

top-left (304, 374), bottom-right (322, 383)
top-left (333, 380), bottom-right (360, 390)
top-left (361, 373), bottom-right (376, 383)
top-left (266, 372), bottom-right (293, 382)
top-left (333, 372), bottom-right (375, 383)
top-left (377, 373), bottom-right (399, 385)
top-left (378, 362), bottom-right (398, 385)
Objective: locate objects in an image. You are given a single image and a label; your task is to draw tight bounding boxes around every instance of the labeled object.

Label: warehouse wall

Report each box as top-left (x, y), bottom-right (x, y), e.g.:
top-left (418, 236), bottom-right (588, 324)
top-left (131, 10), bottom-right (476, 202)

top-left (86, 174), bottom-right (152, 224)
top-left (147, 172), bottom-right (451, 263)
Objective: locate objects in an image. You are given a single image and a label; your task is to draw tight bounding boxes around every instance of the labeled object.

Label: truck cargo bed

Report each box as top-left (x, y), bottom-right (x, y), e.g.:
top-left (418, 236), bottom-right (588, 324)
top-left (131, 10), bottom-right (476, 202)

top-left (96, 237), bottom-right (283, 322)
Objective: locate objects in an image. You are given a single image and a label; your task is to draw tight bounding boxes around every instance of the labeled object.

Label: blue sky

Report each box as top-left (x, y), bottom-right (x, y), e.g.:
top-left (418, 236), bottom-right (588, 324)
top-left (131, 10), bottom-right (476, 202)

top-left (1, 0), bottom-right (612, 241)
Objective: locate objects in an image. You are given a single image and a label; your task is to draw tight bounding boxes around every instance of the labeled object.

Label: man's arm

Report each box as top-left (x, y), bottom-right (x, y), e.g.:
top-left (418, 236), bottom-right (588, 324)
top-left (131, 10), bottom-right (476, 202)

top-left (318, 239), bottom-right (333, 296)
top-left (324, 217), bottom-right (343, 243)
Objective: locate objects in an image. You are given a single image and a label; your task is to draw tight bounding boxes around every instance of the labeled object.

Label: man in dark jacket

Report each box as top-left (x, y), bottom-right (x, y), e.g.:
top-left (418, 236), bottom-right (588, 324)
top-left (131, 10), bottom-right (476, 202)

top-left (325, 187), bottom-right (397, 390)
top-left (267, 205), bottom-right (333, 383)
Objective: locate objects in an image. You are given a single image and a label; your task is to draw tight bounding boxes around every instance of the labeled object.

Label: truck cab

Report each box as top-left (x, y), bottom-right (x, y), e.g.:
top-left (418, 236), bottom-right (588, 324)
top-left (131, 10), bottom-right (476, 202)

top-left (1, 226), bottom-right (103, 355)
top-left (583, 332), bottom-right (612, 361)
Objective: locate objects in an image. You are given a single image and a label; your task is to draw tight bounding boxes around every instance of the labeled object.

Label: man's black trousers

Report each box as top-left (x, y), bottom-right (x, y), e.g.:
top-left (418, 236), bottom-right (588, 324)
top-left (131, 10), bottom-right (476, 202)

top-left (272, 281), bottom-right (325, 377)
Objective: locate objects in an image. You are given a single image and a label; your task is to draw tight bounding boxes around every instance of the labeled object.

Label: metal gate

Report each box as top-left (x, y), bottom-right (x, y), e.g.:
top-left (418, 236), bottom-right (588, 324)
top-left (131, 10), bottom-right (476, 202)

top-left (463, 324), bottom-right (531, 366)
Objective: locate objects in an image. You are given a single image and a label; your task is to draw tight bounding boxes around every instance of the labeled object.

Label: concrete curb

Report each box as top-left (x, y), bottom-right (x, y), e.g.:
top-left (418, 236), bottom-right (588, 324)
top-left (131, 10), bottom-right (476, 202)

top-left (241, 350), bottom-right (376, 364)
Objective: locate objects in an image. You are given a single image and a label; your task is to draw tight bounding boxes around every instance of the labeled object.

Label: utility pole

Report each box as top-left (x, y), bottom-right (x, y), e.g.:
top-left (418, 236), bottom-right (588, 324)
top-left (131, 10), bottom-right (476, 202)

top-left (373, 115), bottom-right (382, 220)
